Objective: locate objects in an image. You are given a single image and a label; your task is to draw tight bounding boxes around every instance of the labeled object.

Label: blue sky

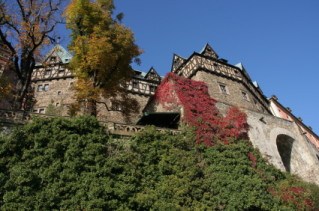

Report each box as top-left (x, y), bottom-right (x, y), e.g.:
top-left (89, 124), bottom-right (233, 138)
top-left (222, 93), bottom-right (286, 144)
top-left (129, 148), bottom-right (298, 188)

top-left (59, 0), bottom-right (319, 133)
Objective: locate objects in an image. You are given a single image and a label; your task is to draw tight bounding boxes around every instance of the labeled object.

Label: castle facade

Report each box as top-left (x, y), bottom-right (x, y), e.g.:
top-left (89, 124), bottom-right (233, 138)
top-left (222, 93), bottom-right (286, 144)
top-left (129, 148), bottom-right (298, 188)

top-left (142, 44), bottom-right (319, 185)
top-left (2, 43), bottom-right (318, 185)
top-left (31, 45), bottom-right (161, 124)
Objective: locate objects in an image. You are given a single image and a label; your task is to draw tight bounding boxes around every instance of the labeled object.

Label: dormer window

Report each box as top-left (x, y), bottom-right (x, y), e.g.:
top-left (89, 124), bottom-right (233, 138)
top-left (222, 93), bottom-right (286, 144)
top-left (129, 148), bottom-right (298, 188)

top-left (50, 56), bottom-right (56, 62)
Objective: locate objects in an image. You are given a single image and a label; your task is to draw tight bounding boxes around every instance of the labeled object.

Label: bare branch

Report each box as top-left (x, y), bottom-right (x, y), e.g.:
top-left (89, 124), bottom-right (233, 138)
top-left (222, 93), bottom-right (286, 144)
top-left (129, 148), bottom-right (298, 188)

top-left (0, 29), bottom-right (15, 54)
top-left (0, 0), bottom-right (65, 109)
top-left (16, 0), bottom-right (27, 21)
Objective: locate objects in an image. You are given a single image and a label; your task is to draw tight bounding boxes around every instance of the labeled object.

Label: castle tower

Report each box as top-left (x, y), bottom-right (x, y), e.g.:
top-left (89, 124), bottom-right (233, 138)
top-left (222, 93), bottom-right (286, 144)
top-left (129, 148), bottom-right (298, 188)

top-left (170, 43), bottom-right (270, 113)
top-left (31, 44), bottom-right (76, 115)
top-left (142, 44), bottom-right (319, 185)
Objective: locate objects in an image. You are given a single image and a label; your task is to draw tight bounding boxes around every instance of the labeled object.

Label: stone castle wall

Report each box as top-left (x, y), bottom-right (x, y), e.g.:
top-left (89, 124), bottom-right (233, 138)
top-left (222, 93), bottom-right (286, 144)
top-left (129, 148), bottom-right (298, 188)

top-left (96, 93), bottom-right (151, 124)
top-left (32, 77), bottom-right (77, 116)
top-left (32, 76), bottom-right (154, 123)
top-left (31, 64), bottom-right (158, 123)
top-left (192, 70), bottom-right (268, 113)
top-left (216, 102), bottom-right (319, 185)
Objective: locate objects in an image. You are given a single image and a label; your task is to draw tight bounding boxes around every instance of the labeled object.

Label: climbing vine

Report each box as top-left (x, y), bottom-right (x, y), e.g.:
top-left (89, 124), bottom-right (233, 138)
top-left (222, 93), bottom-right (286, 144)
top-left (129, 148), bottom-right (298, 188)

top-left (154, 73), bottom-right (249, 146)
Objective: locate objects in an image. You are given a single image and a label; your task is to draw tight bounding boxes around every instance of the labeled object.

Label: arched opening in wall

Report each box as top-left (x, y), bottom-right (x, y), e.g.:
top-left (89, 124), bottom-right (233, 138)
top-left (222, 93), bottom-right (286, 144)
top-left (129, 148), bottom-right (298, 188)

top-left (276, 134), bottom-right (295, 172)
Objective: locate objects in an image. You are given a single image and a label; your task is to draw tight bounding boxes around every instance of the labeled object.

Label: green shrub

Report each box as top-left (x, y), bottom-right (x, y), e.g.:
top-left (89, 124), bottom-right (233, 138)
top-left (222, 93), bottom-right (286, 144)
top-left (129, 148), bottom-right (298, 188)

top-left (1, 117), bottom-right (318, 210)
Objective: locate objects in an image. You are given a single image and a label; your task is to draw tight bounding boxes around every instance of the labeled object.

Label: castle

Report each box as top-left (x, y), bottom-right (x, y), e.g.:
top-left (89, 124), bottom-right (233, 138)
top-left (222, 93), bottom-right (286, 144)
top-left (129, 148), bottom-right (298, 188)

top-left (1, 43), bottom-right (319, 185)
top-left (30, 44), bottom-right (161, 124)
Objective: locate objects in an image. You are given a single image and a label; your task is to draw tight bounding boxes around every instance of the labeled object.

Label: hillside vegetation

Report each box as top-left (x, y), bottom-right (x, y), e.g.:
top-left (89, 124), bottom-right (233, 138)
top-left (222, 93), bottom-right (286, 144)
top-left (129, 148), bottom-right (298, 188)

top-left (0, 117), bottom-right (318, 210)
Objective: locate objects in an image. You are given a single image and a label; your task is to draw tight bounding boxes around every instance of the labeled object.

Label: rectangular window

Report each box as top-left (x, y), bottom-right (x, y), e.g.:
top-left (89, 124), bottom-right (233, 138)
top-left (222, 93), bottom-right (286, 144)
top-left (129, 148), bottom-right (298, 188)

top-left (253, 98), bottom-right (260, 110)
top-left (111, 103), bottom-right (122, 111)
top-left (133, 81), bottom-right (138, 89)
top-left (241, 91), bottom-right (250, 101)
top-left (44, 84), bottom-right (49, 91)
top-left (37, 85), bottom-right (43, 92)
top-left (150, 85), bottom-right (156, 92)
top-left (39, 108), bottom-right (45, 114)
top-left (45, 69), bottom-right (51, 76)
top-left (218, 83), bottom-right (229, 94)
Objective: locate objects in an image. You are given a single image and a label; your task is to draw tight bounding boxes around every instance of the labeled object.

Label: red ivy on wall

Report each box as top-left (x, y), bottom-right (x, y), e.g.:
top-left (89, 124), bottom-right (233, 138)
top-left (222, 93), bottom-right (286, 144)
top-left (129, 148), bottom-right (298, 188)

top-left (154, 73), bottom-right (249, 146)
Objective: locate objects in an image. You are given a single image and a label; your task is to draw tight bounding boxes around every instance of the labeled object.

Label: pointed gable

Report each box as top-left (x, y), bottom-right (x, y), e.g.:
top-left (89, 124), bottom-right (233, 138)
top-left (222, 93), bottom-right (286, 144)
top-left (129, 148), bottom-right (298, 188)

top-left (235, 62), bottom-right (252, 81)
top-left (44, 44), bottom-right (72, 64)
top-left (200, 43), bottom-right (219, 59)
top-left (171, 54), bottom-right (186, 72)
top-left (144, 67), bottom-right (161, 82)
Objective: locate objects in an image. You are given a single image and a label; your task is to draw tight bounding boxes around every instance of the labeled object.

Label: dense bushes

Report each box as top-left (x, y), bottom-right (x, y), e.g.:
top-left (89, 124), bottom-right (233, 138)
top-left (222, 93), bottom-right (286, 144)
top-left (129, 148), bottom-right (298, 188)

top-left (0, 117), bottom-right (318, 210)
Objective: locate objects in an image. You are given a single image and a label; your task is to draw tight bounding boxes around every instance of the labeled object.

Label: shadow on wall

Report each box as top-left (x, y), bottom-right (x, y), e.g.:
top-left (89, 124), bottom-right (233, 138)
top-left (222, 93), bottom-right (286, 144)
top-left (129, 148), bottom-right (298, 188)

top-left (276, 134), bottom-right (295, 172)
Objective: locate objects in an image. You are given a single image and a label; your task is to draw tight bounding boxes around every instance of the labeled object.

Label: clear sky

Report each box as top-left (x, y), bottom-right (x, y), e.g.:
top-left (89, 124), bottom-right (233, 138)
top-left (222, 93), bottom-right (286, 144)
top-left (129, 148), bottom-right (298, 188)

top-left (60, 0), bottom-right (319, 134)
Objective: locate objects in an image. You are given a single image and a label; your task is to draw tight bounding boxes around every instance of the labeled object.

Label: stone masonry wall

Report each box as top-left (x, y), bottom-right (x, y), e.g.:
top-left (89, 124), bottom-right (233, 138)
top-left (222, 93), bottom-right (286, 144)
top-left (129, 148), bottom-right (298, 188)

top-left (145, 91), bottom-right (319, 185)
top-left (217, 102), bottom-right (319, 185)
top-left (192, 70), bottom-right (268, 114)
top-left (32, 77), bottom-right (76, 116)
top-left (96, 93), bottom-right (151, 124)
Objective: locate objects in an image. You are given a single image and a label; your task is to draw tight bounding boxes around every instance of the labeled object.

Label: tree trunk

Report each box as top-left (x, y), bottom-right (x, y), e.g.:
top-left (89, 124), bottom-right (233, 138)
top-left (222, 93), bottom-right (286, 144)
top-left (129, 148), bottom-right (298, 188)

top-left (14, 76), bottom-right (31, 110)
top-left (13, 58), bottom-right (35, 110)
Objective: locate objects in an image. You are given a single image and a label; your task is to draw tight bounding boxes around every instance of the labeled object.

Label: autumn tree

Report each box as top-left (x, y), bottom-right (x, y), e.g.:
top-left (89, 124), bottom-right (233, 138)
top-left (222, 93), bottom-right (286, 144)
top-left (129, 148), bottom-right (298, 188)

top-left (65, 0), bottom-right (141, 116)
top-left (0, 0), bottom-right (65, 109)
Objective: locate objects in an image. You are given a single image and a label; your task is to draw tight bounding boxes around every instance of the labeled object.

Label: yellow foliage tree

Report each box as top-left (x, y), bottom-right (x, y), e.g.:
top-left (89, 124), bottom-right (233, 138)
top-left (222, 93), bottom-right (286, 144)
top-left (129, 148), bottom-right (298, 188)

top-left (65, 0), bottom-right (141, 116)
